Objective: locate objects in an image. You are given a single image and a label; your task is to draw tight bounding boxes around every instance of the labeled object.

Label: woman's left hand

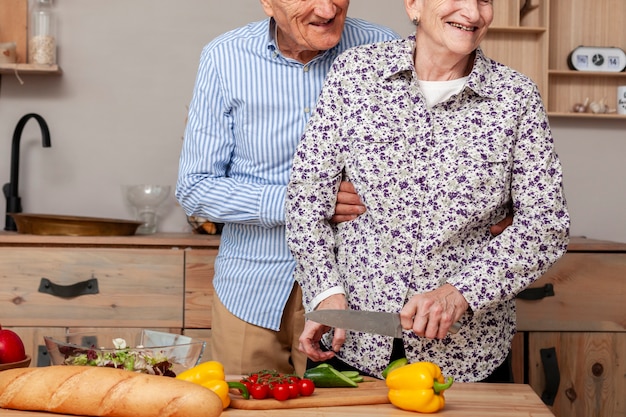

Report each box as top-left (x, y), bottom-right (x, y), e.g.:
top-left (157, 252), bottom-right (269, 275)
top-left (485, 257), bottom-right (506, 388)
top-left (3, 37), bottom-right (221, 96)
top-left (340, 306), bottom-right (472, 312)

top-left (400, 284), bottom-right (469, 339)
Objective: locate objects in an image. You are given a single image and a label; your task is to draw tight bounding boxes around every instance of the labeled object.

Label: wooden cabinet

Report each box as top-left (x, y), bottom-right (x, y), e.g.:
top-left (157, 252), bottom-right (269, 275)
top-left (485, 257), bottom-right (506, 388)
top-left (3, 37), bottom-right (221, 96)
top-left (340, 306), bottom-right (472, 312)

top-left (0, 233), bottom-right (219, 366)
top-left (481, 0), bottom-right (626, 120)
top-left (181, 248), bottom-right (218, 349)
top-left (512, 237), bottom-right (626, 417)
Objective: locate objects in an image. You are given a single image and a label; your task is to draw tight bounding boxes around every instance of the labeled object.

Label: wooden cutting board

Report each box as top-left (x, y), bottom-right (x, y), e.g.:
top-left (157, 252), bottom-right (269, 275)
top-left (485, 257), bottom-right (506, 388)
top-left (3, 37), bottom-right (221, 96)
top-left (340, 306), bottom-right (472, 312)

top-left (229, 378), bottom-right (389, 410)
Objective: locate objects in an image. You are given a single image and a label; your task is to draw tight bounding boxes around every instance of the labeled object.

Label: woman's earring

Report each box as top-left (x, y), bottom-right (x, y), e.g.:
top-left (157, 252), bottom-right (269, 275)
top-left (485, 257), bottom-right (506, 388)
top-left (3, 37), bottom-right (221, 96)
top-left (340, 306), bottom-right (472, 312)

top-left (412, 17), bottom-right (420, 26)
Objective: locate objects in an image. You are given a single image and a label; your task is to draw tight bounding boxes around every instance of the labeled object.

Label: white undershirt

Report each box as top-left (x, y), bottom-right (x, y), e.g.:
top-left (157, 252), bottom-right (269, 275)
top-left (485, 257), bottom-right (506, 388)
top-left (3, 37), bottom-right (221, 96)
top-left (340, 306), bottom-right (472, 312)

top-left (418, 77), bottom-right (468, 108)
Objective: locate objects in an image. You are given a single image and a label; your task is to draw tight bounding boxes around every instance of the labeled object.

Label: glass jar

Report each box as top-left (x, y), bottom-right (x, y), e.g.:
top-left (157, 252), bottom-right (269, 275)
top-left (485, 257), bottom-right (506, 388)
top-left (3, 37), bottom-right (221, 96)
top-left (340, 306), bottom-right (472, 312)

top-left (28, 0), bottom-right (57, 65)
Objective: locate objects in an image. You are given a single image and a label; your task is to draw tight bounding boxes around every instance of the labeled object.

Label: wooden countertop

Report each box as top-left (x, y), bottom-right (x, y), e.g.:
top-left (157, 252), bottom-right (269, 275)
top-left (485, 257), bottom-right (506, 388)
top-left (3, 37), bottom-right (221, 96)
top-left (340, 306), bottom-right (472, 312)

top-left (0, 383), bottom-right (554, 416)
top-left (0, 232), bottom-right (221, 248)
top-left (0, 232), bottom-right (624, 251)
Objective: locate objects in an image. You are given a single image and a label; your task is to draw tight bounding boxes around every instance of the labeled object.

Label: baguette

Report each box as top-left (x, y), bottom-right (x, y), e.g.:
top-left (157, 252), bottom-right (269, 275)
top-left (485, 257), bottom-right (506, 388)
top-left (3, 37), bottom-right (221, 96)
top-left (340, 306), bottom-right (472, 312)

top-left (0, 365), bottom-right (223, 417)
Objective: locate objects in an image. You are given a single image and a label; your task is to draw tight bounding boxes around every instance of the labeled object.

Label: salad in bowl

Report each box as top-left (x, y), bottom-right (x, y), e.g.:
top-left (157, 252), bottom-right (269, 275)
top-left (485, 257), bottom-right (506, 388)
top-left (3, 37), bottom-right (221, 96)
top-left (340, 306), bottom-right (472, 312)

top-left (44, 329), bottom-right (205, 377)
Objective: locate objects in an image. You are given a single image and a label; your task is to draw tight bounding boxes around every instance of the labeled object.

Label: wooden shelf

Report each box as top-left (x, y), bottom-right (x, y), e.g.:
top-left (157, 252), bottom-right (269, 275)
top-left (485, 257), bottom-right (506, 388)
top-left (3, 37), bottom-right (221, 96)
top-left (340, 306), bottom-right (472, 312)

top-left (548, 112), bottom-right (626, 119)
top-left (483, 0), bottom-right (626, 120)
top-left (0, 63), bottom-right (62, 75)
top-left (549, 69), bottom-right (626, 78)
top-left (488, 26), bottom-right (546, 34)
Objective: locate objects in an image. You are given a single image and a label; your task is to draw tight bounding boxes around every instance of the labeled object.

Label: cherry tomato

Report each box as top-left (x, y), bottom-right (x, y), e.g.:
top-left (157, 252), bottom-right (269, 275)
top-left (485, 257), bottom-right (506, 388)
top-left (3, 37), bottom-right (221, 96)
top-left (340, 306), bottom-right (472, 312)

top-left (286, 380), bottom-right (299, 399)
top-left (240, 379), bottom-right (253, 393)
top-left (250, 382), bottom-right (269, 400)
top-left (298, 378), bottom-right (315, 397)
top-left (271, 382), bottom-right (290, 401)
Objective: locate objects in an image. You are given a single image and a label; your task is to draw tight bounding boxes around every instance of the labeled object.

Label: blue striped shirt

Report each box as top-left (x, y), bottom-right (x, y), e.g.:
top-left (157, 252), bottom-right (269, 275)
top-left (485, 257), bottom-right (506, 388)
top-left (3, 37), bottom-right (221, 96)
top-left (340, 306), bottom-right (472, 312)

top-left (176, 17), bottom-right (399, 330)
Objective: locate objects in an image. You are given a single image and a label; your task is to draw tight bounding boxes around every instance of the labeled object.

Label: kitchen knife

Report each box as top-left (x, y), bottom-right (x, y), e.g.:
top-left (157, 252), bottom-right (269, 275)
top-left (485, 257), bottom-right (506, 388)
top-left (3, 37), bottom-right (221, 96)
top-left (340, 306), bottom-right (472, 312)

top-left (305, 309), bottom-right (461, 337)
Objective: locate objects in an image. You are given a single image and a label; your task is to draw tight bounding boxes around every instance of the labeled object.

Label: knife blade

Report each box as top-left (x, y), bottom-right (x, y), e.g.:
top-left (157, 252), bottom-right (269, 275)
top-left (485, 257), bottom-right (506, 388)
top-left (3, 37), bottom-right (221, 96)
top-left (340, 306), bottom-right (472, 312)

top-left (305, 309), bottom-right (461, 337)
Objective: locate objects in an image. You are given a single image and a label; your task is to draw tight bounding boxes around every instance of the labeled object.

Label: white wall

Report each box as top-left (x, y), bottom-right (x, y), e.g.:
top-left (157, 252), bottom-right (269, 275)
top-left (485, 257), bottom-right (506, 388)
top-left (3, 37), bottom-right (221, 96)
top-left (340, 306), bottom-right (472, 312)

top-left (1, 1), bottom-right (624, 242)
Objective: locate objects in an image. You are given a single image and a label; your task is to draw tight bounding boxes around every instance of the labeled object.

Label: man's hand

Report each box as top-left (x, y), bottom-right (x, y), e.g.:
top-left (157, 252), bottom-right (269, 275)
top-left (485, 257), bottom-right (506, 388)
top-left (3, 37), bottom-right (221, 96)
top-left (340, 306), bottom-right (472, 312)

top-left (490, 213), bottom-right (514, 236)
top-left (332, 181), bottom-right (365, 224)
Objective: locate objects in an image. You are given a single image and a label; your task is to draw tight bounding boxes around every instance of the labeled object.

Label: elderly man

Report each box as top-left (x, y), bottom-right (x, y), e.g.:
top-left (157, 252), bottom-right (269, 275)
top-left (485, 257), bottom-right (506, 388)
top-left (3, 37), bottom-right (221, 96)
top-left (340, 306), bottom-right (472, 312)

top-left (176, 0), bottom-right (399, 376)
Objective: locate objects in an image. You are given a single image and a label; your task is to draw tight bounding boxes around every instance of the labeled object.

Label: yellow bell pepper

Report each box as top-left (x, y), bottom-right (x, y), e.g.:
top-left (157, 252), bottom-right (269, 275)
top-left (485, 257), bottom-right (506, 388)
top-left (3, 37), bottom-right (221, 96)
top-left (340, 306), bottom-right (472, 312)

top-left (176, 360), bottom-right (225, 384)
top-left (385, 361), bottom-right (454, 413)
top-left (202, 379), bottom-right (231, 409)
top-left (176, 360), bottom-right (249, 409)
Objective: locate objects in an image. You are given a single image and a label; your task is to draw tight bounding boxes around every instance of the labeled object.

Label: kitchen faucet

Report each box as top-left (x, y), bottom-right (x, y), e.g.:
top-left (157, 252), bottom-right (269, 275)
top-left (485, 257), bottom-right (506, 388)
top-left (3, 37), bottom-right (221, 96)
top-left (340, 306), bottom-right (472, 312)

top-left (3, 113), bottom-right (52, 231)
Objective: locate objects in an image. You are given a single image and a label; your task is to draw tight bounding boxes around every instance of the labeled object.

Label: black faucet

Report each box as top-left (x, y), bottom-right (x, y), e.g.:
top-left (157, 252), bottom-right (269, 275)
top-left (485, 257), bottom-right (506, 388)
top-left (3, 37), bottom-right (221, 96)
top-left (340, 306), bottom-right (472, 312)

top-left (3, 113), bottom-right (52, 231)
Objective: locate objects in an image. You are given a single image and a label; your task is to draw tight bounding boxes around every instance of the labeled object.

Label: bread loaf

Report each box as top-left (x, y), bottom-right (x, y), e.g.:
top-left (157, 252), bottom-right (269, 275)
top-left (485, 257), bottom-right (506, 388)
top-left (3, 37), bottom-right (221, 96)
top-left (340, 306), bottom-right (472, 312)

top-left (0, 365), bottom-right (223, 417)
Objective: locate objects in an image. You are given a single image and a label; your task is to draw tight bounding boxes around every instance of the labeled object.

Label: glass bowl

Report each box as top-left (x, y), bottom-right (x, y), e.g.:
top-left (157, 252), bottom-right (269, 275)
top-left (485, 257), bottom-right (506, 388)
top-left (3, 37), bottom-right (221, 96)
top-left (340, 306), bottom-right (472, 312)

top-left (44, 329), bottom-right (205, 377)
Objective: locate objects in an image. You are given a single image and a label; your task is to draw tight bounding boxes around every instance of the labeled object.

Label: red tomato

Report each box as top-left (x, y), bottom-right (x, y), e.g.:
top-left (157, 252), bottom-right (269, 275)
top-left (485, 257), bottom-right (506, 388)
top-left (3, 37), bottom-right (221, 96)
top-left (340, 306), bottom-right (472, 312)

top-left (286, 380), bottom-right (299, 399)
top-left (271, 383), bottom-right (290, 401)
top-left (298, 378), bottom-right (315, 396)
top-left (0, 326), bottom-right (26, 364)
top-left (240, 379), bottom-right (253, 393)
top-left (250, 382), bottom-right (269, 400)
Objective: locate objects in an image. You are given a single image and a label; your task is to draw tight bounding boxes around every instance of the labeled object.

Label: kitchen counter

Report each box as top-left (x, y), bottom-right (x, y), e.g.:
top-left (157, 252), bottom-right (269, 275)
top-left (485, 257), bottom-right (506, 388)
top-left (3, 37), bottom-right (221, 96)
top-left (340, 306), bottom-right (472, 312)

top-left (0, 231), bottom-right (221, 248)
top-left (0, 232), bottom-right (622, 249)
top-left (0, 383), bottom-right (554, 416)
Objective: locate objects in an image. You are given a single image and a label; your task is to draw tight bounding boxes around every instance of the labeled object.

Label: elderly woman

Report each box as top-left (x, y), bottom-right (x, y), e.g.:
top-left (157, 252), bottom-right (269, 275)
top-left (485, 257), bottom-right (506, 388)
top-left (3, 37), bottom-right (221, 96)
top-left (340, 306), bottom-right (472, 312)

top-left (286, 0), bottom-right (569, 382)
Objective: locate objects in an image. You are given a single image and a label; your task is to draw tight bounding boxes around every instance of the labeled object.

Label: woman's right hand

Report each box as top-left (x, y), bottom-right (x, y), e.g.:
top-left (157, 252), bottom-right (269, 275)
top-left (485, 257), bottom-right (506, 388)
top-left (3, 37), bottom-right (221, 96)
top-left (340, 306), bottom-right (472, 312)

top-left (298, 294), bottom-right (348, 361)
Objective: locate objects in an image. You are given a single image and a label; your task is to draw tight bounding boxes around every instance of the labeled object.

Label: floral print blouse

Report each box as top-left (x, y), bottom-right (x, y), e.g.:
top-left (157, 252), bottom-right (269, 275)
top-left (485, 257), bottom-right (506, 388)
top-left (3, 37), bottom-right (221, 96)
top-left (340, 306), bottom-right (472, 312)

top-left (286, 36), bottom-right (570, 382)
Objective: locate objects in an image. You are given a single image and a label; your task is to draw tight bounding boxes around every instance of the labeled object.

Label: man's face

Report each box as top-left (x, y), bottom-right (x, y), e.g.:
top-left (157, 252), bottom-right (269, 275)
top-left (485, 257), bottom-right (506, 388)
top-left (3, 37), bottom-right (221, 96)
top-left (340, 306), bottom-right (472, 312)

top-left (260, 0), bottom-right (350, 62)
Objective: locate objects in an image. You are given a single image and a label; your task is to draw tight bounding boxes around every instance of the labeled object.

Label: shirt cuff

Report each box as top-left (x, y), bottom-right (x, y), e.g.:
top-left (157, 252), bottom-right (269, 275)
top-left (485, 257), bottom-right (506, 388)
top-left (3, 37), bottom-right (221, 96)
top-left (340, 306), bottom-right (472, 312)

top-left (310, 286), bottom-right (346, 311)
top-left (260, 184), bottom-right (286, 227)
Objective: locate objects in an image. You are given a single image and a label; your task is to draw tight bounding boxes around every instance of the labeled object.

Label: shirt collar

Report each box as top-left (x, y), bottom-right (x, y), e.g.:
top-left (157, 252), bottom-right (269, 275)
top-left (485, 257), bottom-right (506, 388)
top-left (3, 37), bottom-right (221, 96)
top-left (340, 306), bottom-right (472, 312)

top-left (266, 17), bottom-right (279, 52)
top-left (382, 35), bottom-right (496, 100)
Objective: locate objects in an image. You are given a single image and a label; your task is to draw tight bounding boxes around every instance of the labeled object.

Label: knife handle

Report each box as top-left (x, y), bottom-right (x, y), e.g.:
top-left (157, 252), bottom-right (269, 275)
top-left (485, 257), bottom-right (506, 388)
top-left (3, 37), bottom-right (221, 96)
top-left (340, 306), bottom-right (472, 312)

top-left (449, 321), bottom-right (462, 334)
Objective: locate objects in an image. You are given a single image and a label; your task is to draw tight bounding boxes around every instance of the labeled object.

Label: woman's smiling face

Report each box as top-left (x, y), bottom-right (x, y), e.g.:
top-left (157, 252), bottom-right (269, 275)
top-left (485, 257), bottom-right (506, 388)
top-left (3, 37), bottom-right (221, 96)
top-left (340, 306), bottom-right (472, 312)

top-left (406, 0), bottom-right (494, 57)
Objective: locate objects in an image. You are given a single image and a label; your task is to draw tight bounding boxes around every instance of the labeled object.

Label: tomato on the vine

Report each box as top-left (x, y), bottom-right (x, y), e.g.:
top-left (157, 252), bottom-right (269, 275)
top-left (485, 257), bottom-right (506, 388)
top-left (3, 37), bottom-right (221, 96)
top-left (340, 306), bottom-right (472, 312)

top-left (240, 379), bottom-right (253, 392)
top-left (240, 370), bottom-right (314, 401)
top-left (271, 382), bottom-right (290, 401)
top-left (298, 378), bottom-right (315, 396)
top-left (286, 380), bottom-right (300, 399)
top-left (250, 382), bottom-right (269, 400)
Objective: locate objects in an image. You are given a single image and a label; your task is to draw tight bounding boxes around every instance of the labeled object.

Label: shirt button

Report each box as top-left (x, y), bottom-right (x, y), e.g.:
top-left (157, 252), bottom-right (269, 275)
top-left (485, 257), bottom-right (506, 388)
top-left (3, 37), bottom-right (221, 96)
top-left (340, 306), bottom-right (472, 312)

top-left (303, 66), bottom-right (309, 73)
top-left (304, 107), bottom-right (310, 113)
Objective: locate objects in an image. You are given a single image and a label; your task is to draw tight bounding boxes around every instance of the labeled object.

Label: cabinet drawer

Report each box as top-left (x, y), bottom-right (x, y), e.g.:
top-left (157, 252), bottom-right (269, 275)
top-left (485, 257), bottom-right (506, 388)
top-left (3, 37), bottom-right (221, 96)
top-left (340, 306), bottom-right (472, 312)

top-left (184, 249), bottom-right (217, 328)
top-left (516, 252), bottom-right (626, 332)
top-left (1, 248), bottom-right (184, 327)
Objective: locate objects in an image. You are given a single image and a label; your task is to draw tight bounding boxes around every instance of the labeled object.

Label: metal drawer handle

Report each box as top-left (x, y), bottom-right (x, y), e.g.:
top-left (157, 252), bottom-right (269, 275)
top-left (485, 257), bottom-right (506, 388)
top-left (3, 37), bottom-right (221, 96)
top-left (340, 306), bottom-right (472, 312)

top-left (517, 283), bottom-right (554, 300)
top-left (540, 347), bottom-right (560, 406)
top-left (38, 277), bottom-right (99, 299)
